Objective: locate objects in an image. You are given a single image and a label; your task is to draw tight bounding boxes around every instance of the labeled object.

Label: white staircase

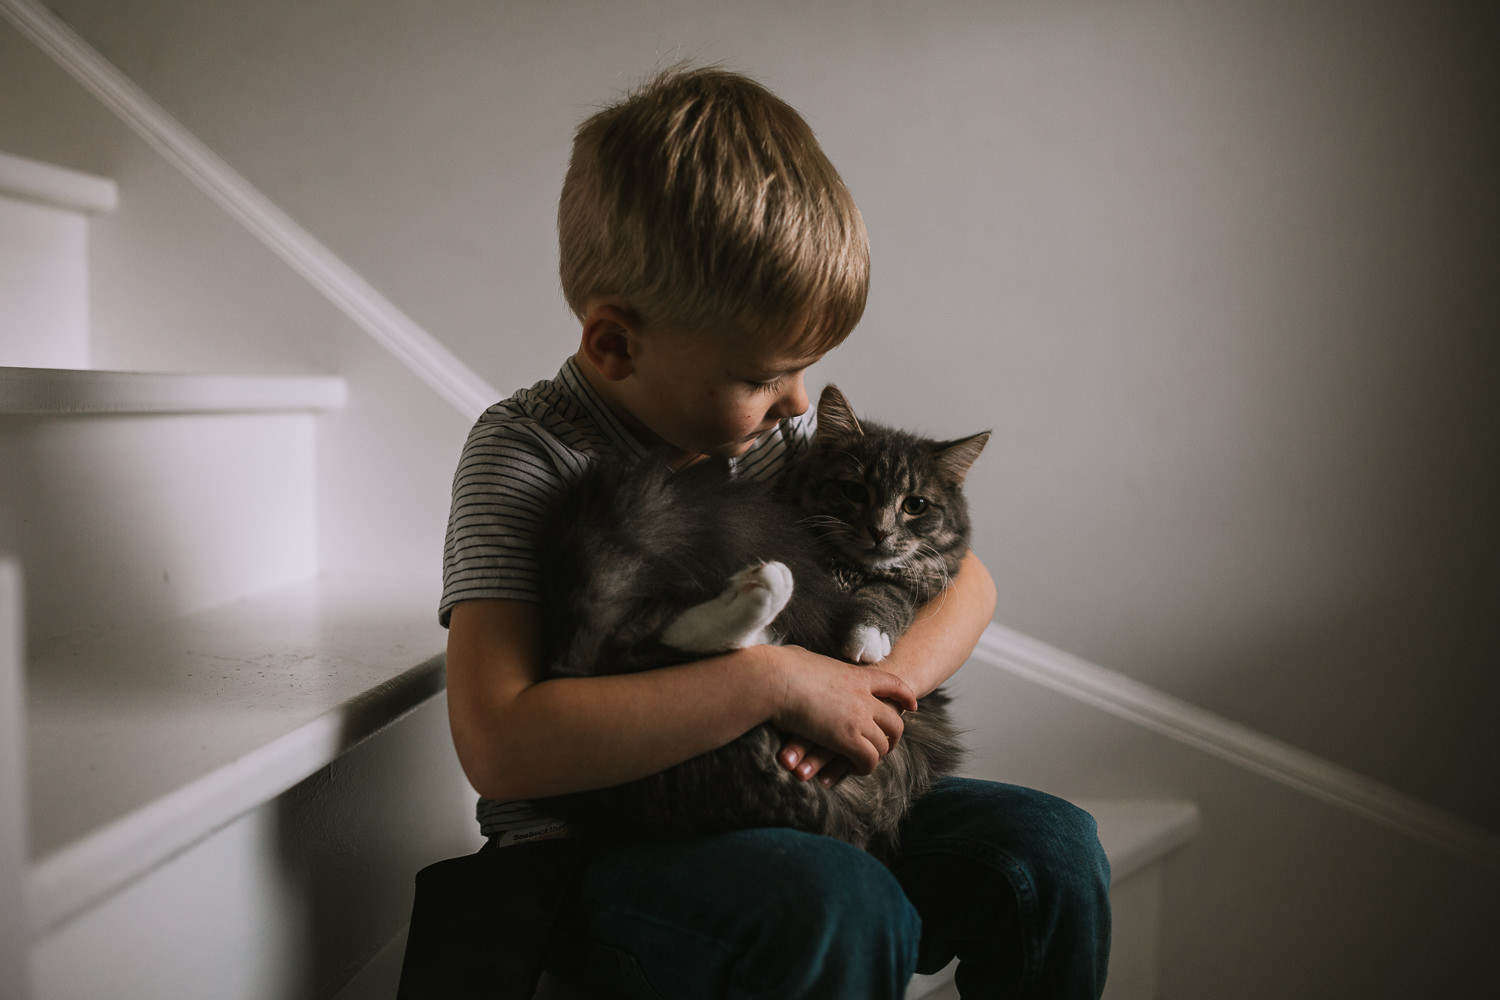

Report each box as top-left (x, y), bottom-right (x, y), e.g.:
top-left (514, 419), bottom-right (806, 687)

top-left (2, 151), bottom-right (480, 999)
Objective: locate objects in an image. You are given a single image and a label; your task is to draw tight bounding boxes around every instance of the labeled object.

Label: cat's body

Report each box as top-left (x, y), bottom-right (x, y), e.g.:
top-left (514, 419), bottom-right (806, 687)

top-left (534, 386), bottom-right (988, 860)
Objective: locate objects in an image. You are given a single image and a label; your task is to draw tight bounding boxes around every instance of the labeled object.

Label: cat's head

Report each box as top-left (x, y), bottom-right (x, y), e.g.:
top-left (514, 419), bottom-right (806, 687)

top-left (791, 385), bottom-right (989, 573)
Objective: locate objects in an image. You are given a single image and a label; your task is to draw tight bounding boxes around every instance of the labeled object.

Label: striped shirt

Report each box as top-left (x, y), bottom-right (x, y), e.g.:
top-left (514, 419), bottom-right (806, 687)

top-left (441, 356), bottom-right (817, 842)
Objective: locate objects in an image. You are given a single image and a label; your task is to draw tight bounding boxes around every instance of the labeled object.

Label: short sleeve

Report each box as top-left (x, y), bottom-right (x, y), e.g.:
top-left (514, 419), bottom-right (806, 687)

top-left (439, 419), bottom-right (564, 624)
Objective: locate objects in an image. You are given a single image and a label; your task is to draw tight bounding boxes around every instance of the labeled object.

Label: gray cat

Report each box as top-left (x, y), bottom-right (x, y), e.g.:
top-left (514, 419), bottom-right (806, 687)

top-left (535, 386), bottom-right (988, 860)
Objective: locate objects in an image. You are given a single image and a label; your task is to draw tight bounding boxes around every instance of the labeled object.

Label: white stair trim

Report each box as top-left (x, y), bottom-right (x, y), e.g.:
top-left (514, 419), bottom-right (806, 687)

top-left (0, 367), bottom-right (346, 415)
top-left (0, 150), bottom-right (116, 214)
top-left (973, 624), bottom-right (1500, 873)
top-left (24, 574), bottom-right (447, 938)
top-left (0, 0), bottom-right (500, 420)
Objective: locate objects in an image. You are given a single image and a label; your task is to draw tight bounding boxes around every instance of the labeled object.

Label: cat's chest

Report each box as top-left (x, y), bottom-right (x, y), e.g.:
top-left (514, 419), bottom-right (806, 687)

top-left (830, 563), bottom-right (910, 593)
top-left (829, 565), bottom-right (866, 593)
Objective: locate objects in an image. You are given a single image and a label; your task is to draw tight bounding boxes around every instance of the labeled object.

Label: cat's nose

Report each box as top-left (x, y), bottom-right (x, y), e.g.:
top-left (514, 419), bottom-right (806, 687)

top-left (868, 527), bottom-right (890, 545)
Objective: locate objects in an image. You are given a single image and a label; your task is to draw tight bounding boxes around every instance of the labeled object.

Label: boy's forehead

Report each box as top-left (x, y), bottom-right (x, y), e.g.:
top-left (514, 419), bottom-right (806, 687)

top-left (657, 320), bottom-right (825, 375)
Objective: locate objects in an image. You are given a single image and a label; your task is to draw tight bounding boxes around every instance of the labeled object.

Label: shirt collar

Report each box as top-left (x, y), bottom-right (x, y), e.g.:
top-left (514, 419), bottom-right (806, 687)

top-left (556, 356), bottom-right (652, 461)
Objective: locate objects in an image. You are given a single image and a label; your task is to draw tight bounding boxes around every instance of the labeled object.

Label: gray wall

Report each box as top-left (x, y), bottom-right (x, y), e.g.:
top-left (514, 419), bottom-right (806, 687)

top-left (30, 0), bottom-right (1500, 841)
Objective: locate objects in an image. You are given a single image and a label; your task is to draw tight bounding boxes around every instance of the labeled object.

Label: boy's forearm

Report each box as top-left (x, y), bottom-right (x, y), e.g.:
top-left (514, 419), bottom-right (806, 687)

top-left (881, 550), bottom-right (996, 696)
top-left (504, 649), bottom-right (784, 797)
top-left (451, 627), bottom-right (780, 802)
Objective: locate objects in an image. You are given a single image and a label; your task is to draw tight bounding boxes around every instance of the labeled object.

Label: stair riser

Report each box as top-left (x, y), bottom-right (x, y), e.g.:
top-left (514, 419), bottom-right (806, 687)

top-left (1, 559), bottom-right (26, 999)
top-left (0, 411), bottom-right (318, 645)
top-left (1101, 865), bottom-right (1162, 1000)
top-left (0, 196), bottom-right (90, 369)
top-left (30, 695), bottom-right (478, 1000)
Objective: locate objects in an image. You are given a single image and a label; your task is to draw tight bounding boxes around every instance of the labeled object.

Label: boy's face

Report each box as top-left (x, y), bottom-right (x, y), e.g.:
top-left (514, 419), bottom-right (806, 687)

top-left (621, 327), bottom-right (821, 463)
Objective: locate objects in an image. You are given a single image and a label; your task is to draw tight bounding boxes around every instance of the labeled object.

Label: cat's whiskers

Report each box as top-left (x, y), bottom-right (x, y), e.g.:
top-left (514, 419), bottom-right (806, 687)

top-left (795, 513), bottom-right (852, 546)
top-left (910, 540), bottom-right (955, 620)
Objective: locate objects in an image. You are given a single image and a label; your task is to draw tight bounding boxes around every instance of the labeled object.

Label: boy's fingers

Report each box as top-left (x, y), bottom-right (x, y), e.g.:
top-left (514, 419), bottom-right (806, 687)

top-left (875, 701), bottom-right (906, 748)
top-left (870, 671), bottom-right (918, 712)
top-left (778, 739), bottom-right (809, 772)
top-left (795, 745), bottom-right (836, 779)
top-left (780, 741), bottom-right (838, 779)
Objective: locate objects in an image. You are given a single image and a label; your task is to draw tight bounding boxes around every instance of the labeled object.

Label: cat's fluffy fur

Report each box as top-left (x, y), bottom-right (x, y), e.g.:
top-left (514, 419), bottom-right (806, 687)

top-left (535, 386), bottom-right (988, 859)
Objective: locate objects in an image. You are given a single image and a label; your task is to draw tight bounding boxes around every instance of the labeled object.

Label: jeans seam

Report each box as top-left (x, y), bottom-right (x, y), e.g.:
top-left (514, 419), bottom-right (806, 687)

top-left (898, 837), bottom-right (1043, 995)
top-left (578, 905), bottom-right (740, 999)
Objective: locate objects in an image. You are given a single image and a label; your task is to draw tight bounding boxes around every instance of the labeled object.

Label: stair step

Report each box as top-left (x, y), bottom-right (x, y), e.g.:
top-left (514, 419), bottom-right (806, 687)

top-left (24, 572), bottom-right (447, 938)
top-left (0, 151), bottom-right (117, 214)
top-left (1087, 799), bottom-right (1200, 883)
top-left (1, 369), bottom-right (348, 644)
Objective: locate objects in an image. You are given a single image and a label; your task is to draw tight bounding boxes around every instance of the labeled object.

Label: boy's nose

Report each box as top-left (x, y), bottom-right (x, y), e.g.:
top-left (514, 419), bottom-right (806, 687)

top-left (774, 373), bottom-right (810, 418)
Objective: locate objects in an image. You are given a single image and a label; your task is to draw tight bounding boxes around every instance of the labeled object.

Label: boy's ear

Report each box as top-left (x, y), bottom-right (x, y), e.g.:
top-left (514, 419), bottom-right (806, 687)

top-left (579, 302), bottom-right (642, 382)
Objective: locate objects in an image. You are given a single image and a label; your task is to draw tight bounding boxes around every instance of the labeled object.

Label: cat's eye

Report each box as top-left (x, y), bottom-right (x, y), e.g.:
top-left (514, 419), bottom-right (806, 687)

top-left (901, 496), bottom-right (929, 516)
top-left (841, 483), bottom-right (869, 505)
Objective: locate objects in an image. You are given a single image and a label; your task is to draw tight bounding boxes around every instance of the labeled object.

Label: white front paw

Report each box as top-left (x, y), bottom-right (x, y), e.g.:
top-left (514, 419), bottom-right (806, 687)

top-left (734, 561), bottom-right (794, 610)
top-left (844, 624), bottom-right (892, 664)
top-left (662, 561), bottom-right (794, 652)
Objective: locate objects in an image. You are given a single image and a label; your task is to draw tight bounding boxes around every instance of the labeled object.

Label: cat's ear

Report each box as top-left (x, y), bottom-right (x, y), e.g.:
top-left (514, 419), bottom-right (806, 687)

top-left (933, 431), bottom-right (990, 485)
top-left (815, 385), bottom-right (863, 445)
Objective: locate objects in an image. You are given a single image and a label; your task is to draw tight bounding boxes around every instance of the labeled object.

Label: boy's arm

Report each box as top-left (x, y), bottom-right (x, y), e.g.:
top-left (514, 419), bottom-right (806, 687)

top-left (446, 598), bottom-right (918, 802)
top-left (879, 549), bottom-right (997, 695)
top-left (778, 550), bottom-right (997, 782)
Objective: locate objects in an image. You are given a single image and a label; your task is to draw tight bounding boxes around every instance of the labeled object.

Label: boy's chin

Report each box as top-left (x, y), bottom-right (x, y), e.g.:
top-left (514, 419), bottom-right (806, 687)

top-left (673, 439), bottom-right (754, 468)
top-left (718, 430), bottom-right (771, 457)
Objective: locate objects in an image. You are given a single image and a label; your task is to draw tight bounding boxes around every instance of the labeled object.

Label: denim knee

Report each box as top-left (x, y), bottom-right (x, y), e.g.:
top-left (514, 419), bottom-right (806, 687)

top-left (895, 779), bottom-right (1112, 997)
top-left (1028, 794), bottom-right (1112, 905)
top-left (736, 831), bottom-right (921, 999)
top-left (1007, 793), bottom-right (1112, 995)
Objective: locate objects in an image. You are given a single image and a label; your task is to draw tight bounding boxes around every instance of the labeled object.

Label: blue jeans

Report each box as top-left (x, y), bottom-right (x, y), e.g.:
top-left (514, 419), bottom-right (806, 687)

top-left (544, 778), bottom-right (1112, 998)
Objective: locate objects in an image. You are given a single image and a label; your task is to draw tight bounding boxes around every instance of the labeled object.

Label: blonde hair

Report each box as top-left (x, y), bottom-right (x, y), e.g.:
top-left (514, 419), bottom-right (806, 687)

top-left (558, 66), bottom-right (869, 356)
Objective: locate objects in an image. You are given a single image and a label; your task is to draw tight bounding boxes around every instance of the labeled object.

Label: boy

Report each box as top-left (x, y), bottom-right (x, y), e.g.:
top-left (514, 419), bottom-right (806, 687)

top-left (441, 66), bottom-right (1111, 997)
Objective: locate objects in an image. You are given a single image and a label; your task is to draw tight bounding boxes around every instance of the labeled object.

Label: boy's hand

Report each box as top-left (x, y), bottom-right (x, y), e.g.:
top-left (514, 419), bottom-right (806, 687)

top-left (765, 645), bottom-right (916, 778)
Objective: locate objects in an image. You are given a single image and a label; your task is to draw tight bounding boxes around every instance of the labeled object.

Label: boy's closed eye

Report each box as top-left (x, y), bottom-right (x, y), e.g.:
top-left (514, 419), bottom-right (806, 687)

top-left (743, 362), bottom-right (813, 394)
